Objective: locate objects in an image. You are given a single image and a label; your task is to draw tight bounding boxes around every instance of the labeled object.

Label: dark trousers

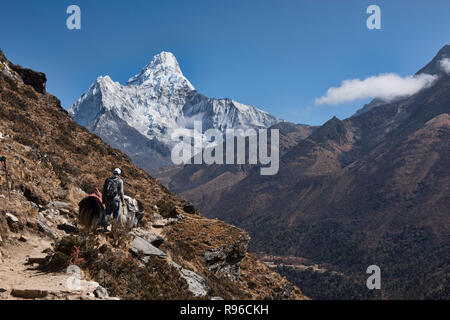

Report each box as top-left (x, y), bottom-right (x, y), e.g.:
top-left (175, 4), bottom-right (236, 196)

top-left (104, 198), bottom-right (120, 225)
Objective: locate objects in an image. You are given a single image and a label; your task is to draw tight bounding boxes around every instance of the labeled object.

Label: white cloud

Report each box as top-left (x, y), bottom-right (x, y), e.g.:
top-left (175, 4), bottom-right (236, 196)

top-left (315, 73), bottom-right (438, 106)
top-left (440, 58), bottom-right (450, 74)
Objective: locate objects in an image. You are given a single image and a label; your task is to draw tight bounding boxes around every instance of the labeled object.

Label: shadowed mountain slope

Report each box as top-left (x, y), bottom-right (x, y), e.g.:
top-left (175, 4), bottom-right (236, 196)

top-left (160, 45), bottom-right (450, 299)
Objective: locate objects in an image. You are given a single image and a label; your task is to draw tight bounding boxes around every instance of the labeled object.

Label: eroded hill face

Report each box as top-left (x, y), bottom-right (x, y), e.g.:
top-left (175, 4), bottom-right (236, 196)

top-left (0, 49), bottom-right (305, 300)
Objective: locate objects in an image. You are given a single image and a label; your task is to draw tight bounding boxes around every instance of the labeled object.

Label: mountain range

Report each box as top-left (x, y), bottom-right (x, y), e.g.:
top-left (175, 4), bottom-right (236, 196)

top-left (156, 45), bottom-right (450, 299)
top-left (68, 45), bottom-right (449, 299)
top-left (69, 52), bottom-right (280, 170)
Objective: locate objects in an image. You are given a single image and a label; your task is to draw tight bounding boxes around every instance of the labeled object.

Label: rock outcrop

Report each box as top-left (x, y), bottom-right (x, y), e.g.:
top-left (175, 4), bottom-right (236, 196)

top-left (170, 261), bottom-right (209, 298)
top-left (204, 234), bottom-right (250, 282)
top-left (11, 64), bottom-right (46, 94)
top-left (130, 236), bottom-right (167, 260)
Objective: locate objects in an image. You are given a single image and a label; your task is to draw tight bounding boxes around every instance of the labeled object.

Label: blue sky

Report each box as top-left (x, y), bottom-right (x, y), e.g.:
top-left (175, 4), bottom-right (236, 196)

top-left (0, 0), bottom-right (449, 125)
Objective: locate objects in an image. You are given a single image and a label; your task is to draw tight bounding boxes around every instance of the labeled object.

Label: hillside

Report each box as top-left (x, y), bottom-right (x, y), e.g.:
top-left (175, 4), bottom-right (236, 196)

top-left (0, 48), bottom-right (305, 300)
top-left (158, 45), bottom-right (450, 299)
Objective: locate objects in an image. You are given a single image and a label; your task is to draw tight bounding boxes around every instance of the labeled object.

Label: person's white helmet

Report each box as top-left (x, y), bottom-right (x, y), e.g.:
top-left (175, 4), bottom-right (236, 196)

top-left (113, 168), bottom-right (121, 175)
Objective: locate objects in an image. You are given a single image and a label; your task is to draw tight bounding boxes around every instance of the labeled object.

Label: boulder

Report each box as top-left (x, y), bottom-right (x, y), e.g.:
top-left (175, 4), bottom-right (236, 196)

top-left (152, 221), bottom-right (166, 228)
top-left (29, 202), bottom-right (39, 210)
top-left (130, 228), bottom-right (164, 247)
top-left (78, 280), bottom-right (100, 293)
top-left (6, 212), bottom-right (19, 223)
top-left (93, 286), bottom-right (109, 299)
top-left (11, 289), bottom-right (48, 299)
top-left (41, 208), bottom-right (59, 219)
top-left (170, 261), bottom-right (209, 298)
top-left (182, 204), bottom-right (199, 215)
top-left (152, 217), bottom-right (181, 229)
top-left (57, 223), bottom-right (78, 235)
top-left (48, 201), bottom-right (73, 211)
top-left (5, 212), bottom-right (22, 232)
top-left (26, 257), bottom-right (47, 265)
top-left (130, 236), bottom-right (166, 260)
top-left (37, 220), bottom-right (59, 239)
top-left (151, 212), bottom-right (163, 220)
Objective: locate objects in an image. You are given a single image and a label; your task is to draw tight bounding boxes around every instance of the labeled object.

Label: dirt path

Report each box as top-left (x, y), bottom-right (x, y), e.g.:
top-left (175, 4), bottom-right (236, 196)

top-left (0, 232), bottom-right (95, 300)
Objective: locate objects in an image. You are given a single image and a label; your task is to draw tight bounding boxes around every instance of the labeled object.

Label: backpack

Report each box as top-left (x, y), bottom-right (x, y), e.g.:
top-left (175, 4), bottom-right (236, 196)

top-left (104, 176), bottom-right (120, 198)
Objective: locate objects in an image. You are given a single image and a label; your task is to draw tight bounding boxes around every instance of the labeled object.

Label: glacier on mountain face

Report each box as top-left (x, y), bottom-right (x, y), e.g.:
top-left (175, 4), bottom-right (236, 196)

top-left (69, 51), bottom-right (280, 170)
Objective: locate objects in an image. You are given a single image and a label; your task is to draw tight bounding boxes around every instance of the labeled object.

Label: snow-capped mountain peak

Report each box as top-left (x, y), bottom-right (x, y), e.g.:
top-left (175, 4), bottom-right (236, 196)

top-left (70, 51), bottom-right (280, 169)
top-left (127, 51), bottom-right (194, 90)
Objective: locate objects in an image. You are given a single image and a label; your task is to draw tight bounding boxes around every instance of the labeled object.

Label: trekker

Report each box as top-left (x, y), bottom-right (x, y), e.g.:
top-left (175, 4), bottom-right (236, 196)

top-left (102, 168), bottom-right (125, 227)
